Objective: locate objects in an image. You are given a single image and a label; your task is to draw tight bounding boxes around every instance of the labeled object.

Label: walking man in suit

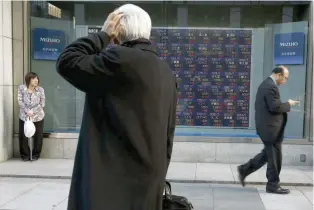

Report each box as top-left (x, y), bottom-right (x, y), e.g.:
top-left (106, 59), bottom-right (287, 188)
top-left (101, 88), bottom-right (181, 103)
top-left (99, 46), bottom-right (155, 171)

top-left (237, 65), bottom-right (298, 194)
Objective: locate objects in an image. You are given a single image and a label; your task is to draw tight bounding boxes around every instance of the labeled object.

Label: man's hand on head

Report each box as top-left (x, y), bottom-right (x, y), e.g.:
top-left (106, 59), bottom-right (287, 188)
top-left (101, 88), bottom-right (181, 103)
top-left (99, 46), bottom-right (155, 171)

top-left (102, 12), bottom-right (124, 41)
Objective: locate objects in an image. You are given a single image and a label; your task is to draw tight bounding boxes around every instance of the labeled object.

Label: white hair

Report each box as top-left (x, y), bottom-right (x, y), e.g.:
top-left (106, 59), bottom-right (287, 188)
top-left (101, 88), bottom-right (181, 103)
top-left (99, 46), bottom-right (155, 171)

top-left (115, 4), bottom-right (152, 43)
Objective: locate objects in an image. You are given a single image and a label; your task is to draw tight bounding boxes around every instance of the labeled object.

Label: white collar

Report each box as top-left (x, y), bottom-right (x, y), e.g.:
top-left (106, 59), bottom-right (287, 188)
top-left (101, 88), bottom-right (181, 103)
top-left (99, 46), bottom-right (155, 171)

top-left (269, 75), bottom-right (277, 85)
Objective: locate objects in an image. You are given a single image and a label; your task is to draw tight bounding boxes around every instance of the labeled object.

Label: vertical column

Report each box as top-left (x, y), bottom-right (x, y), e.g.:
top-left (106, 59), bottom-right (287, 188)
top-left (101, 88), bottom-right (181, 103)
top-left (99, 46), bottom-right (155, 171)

top-left (303, 3), bottom-right (313, 142)
top-left (282, 7), bottom-right (293, 23)
top-left (74, 4), bottom-right (86, 130)
top-left (230, 7), bottom-right (241, 28)
top-left (310, 2), bottom-right (314, 142)
top-left (282, 7), bottom-right (293, 34)
top-left (74, 4), bottom-right (85, 25)
top-left (0, 0), bottom-right (4, 162)
top-left (0, 1), bottom-right (13, 162)
top-left (75, 26), bottom-right (88, 127)
top-left (177, 6), bottom-right (188, 27)
top-left (12, 1), bottom-right (28, 157)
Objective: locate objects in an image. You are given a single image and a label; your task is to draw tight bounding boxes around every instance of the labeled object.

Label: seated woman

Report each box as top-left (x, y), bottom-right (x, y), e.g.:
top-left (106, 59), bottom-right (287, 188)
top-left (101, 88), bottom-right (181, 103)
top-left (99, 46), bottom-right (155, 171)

top-left (17, 72), bottom-right (45, 161)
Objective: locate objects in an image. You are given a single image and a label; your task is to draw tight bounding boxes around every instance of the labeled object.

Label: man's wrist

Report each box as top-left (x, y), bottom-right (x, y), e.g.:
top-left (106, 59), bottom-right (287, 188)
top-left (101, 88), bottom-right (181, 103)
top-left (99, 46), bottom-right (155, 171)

top-left (98, 31), bottom-right (111, 42)
top-left (287, 102), bottom-right (291, 112)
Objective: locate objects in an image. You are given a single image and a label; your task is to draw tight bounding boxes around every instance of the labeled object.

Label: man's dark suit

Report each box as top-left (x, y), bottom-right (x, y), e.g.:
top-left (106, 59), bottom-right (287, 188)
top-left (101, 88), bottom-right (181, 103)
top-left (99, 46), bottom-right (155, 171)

top-left (240, 77), bottom-right (290, 189)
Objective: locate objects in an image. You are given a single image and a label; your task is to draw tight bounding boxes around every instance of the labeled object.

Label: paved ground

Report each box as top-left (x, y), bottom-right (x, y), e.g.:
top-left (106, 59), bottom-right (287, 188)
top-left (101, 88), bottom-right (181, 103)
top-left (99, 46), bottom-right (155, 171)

top-left (0, 159), bottom-right (312, 186)
top-left (0, 177), bottom-right (312, 210)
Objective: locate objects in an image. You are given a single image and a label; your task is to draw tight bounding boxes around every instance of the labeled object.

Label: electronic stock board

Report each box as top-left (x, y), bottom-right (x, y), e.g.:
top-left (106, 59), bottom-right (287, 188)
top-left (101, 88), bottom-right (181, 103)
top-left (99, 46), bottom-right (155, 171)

top-left (150, 28), bottom-right (252, 127)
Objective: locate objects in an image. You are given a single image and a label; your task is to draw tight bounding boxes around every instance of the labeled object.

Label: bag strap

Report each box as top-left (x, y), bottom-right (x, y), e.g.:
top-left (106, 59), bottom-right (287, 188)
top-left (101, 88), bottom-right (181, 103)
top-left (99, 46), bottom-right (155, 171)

top-left (164, 181), bottom-right (172, 200)
top-left (165, 181), bottom-right (171, 191)
top-left (25, 116), bottom-right (32, 122)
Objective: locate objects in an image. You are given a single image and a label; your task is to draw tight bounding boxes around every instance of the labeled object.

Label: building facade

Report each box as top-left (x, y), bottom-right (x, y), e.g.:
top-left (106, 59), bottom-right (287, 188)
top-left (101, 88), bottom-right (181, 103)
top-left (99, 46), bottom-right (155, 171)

top-left (0, 1), bottom-right (313, 165)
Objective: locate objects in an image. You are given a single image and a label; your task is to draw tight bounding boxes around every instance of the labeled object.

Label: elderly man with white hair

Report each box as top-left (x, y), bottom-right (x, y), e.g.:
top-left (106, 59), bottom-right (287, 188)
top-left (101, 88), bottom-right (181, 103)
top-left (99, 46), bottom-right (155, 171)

top-left (56, 4), bottom-right (177, 210)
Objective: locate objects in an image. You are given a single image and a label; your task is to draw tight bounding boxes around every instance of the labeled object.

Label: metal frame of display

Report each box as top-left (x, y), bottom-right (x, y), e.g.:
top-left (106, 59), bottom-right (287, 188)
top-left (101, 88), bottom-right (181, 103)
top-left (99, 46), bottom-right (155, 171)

top-left (309, 1), bottom-right (314, 142)
top-left (150, 26), bottom-right (254, 129)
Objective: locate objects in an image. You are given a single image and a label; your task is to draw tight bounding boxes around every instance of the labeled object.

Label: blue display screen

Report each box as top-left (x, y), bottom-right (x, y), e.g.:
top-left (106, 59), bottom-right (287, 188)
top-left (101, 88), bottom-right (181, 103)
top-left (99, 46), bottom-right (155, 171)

top-left (151, 28), bottom-right (252, 127)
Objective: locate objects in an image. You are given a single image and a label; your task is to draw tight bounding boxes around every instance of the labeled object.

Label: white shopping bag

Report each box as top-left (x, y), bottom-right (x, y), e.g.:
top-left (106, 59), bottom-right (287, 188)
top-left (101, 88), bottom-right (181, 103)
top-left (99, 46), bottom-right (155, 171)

top-left (24, 118), bottom-right (36, 138)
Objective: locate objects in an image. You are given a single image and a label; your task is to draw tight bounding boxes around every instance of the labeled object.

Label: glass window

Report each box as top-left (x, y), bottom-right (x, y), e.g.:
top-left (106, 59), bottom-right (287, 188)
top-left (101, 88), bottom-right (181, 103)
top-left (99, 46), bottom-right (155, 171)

top-left (28, 1), bottom-right (312, 139)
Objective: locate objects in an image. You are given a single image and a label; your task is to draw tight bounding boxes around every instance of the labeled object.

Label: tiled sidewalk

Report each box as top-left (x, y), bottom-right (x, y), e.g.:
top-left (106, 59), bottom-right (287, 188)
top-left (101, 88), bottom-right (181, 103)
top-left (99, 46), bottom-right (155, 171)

top-left (0, 159), bottom-right (312, 186)
top-left (0, 178), bottom-right (313, 210)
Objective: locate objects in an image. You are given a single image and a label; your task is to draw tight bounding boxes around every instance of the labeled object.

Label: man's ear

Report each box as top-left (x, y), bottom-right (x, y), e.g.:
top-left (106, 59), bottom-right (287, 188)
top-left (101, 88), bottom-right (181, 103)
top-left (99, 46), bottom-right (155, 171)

top-left (112, 25), bottom-right (123, 45)
top-left (113, 38), bottom-right (120, 45)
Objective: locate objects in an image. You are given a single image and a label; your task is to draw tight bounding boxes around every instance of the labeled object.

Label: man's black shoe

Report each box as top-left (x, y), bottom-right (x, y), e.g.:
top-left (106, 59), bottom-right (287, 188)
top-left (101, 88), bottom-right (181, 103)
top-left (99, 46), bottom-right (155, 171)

top-left (266, 187), bottom-right (290, 194)
top-left (31, 157), bottom-right (39, 161)
top-left (237, 166), bottom-right (246, 187)
top-left (21, 157), bottom-right (29, 161)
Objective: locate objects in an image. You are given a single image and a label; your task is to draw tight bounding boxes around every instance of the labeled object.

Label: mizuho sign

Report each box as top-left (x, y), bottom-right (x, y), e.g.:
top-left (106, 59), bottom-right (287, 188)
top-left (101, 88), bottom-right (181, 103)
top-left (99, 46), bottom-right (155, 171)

top-left (274, 32), bottom-right (305, 65)
top-left (279, 42), bottom-right (299, 47)
top-left (39, 37), bottom-right (61, 43)
top-left (33, 28), bottom-right (66, 61)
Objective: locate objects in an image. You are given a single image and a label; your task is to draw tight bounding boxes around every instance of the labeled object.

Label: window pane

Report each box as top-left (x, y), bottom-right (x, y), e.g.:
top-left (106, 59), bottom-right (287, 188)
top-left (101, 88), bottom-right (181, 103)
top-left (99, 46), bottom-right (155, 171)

top-left (28, 1), bottom-right (311, 139)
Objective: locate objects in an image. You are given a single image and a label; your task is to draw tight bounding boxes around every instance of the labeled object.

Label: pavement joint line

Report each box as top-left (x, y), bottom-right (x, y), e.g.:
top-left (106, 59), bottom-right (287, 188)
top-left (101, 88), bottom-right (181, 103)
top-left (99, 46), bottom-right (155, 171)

top-left (0, 180), bottom-right (40, 208)
top-left (229, 164), bottom-right (236, 182)
top-left (0, 174), bottom-right (312, 187)
top-left (256, 188), bottom-right (266, 210)
top-left (299, 169), bottom-right (313, 181)
top-left (51, 197), bottom-right (68, 210)
top-left (194, 163), bottom-right (198, 180)
top-left (298, 187), bottom-right (313, 204)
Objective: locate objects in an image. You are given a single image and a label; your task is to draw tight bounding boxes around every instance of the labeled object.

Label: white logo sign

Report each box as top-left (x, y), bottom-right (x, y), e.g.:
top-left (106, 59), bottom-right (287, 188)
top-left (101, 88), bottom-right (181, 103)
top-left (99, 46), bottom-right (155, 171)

top-left (88, 28), bottom-right (100, 34)
top-left (280, 42), bottom-right (298, 47)
top-left (40, 37), bottom-right (61, 43)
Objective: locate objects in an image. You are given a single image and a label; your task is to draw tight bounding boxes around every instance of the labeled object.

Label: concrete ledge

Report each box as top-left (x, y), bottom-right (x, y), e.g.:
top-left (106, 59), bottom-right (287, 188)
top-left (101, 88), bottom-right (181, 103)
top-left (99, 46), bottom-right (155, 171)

top-left (0, 174), bottom-right (312, 187)
top-left (0, 159), bottom-right (312, 187)
top-left (12, 136), bottom-right (314, 166)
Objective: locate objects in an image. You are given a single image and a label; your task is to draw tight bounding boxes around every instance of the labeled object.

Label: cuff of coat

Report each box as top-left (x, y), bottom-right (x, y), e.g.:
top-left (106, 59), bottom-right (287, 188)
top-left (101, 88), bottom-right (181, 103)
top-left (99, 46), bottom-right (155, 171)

top-left (98, 31), bottom-right (110, 43)
top-left (286, 102), bottom-right (291, 112)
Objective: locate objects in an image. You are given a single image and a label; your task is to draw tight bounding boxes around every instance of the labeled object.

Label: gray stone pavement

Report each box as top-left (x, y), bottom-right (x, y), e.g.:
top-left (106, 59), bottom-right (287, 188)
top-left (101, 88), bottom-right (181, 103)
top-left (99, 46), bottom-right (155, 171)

top-left (0, 159), bottom-right (313, 186)
top-left (0, 178), bottom-right (312, 210)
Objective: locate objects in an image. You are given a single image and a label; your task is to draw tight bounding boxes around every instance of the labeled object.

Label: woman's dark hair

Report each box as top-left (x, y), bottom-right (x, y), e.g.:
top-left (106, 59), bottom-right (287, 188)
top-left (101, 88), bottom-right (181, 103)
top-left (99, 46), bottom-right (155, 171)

top-left (25, 72), bottom-right (39, 87)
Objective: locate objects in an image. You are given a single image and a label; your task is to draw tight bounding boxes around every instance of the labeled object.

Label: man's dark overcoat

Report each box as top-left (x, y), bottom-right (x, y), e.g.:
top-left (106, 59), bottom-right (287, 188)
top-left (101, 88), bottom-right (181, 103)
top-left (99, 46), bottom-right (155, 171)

top-left (56, 31), bottom-right (177, 210)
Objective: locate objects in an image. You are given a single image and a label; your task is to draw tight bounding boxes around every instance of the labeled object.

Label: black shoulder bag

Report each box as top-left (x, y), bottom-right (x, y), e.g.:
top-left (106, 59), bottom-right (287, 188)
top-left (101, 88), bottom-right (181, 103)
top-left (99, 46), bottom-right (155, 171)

top-left (162, 181), bottom-right (194, 210)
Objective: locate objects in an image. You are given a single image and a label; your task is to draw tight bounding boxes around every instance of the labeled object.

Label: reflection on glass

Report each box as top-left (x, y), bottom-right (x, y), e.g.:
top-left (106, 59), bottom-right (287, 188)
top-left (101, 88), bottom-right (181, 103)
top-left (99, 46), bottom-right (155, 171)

top-left (27, 2), bottom-right (311, 139)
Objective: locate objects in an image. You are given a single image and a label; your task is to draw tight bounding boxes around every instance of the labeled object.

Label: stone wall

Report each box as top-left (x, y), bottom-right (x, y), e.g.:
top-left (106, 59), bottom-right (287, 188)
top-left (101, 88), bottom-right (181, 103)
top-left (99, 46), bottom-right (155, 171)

top-left (13, 136), bottom-right (313, 166)
top-left (0, 1), bottom-right (28, 162)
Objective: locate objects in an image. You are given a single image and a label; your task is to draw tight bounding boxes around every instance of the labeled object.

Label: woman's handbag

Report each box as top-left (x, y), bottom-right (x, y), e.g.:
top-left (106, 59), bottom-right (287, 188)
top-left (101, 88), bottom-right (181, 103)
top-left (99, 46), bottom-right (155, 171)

top-left (162, 181), bottom-right (194, 210)
top-left (24, 117), bottom-right (36, 138)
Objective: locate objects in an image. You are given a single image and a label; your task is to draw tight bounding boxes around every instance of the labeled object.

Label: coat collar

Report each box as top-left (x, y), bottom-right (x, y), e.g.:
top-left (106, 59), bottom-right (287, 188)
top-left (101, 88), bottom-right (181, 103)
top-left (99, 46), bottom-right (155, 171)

top-left (269, 75), bottom-right (277, 86)
top-left (121, 39), bottom-right (157, 55)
